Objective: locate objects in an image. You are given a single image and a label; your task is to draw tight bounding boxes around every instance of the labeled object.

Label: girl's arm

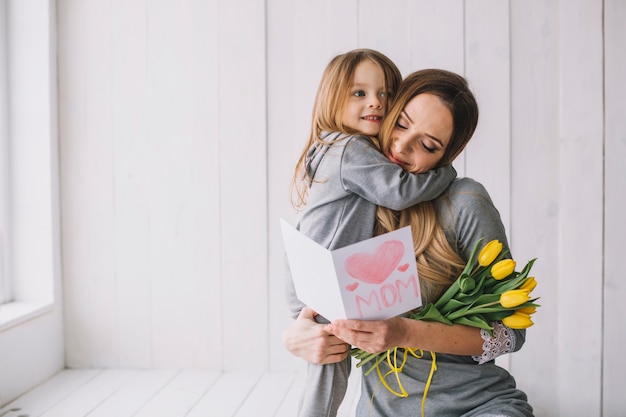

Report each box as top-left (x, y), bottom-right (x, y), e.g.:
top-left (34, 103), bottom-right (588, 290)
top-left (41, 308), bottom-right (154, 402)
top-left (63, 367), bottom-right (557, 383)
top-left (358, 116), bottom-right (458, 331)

top-left (283, 307), bottom-right (351, 364)
top-left (341, 136), bottom-right (456, 210)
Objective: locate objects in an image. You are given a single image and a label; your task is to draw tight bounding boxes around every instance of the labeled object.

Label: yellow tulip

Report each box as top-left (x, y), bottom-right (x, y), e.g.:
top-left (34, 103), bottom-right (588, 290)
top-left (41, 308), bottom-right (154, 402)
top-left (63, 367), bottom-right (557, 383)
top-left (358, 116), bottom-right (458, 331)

top-left (502, 311), bottom-right (534, 329)
top-left (478, 240), bottom-right (503, 266)
top-left (491, 259), bottom-right (516, 280)
top-left (520, 277), bottom-right (537, 292)
top-left (516, 306), bottom-right (536, 315)
top-left (500, 289), bottom-right (530, 308)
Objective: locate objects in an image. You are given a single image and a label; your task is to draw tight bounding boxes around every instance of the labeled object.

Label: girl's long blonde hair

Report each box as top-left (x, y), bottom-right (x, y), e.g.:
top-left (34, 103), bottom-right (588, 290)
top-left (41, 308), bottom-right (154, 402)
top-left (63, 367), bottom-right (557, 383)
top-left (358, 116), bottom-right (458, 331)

top-left (291, 49), bottom-right (402, 209)
top-left (376, 69), bottom-right (479, 303)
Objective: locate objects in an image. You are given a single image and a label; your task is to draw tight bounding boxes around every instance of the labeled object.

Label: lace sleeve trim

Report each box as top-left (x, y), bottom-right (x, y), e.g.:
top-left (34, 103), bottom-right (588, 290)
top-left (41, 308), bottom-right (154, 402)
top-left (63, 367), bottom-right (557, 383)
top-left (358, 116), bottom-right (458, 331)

top-left (471, 321), bottom-right (516, 364)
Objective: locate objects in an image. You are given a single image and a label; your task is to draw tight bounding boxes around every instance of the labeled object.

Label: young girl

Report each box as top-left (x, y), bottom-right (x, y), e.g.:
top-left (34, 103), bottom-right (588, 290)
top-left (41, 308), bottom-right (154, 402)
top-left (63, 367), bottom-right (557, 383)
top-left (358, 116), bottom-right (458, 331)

top-left (286, 49), bottom-right (457, 417)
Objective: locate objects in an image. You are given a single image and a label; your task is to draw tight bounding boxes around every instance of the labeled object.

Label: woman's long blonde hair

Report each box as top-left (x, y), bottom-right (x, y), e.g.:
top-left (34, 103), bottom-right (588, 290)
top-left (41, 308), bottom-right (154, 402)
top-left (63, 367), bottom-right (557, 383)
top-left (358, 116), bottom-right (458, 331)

top-left (291, 49), bottom-right (402, 209)
top-left (376, 69), bottom-right (479, 303)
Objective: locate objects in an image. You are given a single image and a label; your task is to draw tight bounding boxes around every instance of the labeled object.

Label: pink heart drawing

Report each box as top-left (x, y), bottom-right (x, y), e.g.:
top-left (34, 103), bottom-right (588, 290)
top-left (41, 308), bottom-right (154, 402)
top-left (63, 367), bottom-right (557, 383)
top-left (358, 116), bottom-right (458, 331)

top-left (345, 282), bottom-right (359, 292)
top-left (398, 263), bottom-right (409, 272)
top-left (344, 240), bottom-right (405, 285)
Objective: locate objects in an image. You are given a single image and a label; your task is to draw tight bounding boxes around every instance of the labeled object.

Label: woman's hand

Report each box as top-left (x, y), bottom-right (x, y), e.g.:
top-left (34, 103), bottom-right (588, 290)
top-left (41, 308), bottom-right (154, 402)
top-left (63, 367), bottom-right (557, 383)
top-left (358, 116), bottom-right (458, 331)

top-left (326, 317), bottom-right (485, 356)
top-left (282, 307), bottom-right (350, 364)
top-left (325, 317), bottom-right (408, 353)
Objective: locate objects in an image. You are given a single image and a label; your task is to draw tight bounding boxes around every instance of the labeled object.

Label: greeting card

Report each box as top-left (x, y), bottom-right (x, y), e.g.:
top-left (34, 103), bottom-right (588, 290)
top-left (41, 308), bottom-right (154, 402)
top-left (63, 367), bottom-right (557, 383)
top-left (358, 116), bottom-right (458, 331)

top-left (280, 219), bottom-right (422, 320)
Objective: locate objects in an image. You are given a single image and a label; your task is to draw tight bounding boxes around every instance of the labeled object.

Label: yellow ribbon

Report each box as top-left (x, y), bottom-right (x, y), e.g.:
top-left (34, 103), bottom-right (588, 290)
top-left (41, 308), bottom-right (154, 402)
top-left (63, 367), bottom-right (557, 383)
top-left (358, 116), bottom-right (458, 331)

top-left (369, 348), bottom-right (437, 417)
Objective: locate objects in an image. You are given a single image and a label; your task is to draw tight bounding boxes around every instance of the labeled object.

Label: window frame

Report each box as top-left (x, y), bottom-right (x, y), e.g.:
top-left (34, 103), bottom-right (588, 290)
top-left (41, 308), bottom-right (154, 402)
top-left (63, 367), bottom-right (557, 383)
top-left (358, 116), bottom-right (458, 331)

top-left (0, 0), bottom-right (63, 406)
top-left (0, 0), bottom-right (61, 331)
top-left (0, 0), bottom-right (9, 306)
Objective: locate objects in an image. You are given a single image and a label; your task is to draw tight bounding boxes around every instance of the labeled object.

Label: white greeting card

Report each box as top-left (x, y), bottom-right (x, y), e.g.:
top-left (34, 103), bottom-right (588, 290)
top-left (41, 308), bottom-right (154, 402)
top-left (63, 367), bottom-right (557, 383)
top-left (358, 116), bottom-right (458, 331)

top-left (280, 219), bottom-right (422, 321)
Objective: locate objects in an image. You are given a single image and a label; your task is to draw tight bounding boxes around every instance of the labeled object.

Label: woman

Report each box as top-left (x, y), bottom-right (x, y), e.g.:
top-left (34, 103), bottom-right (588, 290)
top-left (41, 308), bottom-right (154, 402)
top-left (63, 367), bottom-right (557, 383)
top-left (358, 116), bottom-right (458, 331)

top-left (284, 69), bottom-right (534, 417)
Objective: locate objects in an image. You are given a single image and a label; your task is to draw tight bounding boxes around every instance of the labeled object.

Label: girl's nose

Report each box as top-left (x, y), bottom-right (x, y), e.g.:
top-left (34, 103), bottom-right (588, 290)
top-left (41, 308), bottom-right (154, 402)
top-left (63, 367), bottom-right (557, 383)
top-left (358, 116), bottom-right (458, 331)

top-left (369, 95), bottom-right (382, 108)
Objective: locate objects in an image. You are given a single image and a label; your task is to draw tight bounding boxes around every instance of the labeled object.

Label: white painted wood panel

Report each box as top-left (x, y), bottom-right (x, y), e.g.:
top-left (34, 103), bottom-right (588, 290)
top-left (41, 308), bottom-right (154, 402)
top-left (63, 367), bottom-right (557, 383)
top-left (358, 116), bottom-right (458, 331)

top-left (465, 0), bottom-right (511, 231)
top-left (1, 370), bottom-right (307, 417)
top-left (86, 370), bottom-right (179, 417)
top-left (0, 370), bottom-right (100, 416)
top-left (558, 0), bottom-right (604, 415)
top-left (186, 371), bottom-right (262, 417)
top-left (233, 372), bottom-right (299, 417)
top-left (131, 370), bottom-right (220, 417)
top-left (602, 0), bottom-right (626, 415)
top-left (217, 0), bottom-right (268, 371)
top-left (266, 0), bottom-right (302, 372)
top-left (59, 0), bottom-right (223, 370)
top-left (58, 0), bottom-right (118, 368)
top-left (143, 0), bottom-right (216, 370)
top-left (273, 371), bottom-right (306, 417)
top-left (509, 1), bottom-right (560, 414)
top-left (359, 0), bottom-right (408, 70)
top-left (109, 0), bottom-right (152, 369)
top-left (406, 0), bottom-right (465, 76)
top-left (41, 370), bottom-right (138, 417)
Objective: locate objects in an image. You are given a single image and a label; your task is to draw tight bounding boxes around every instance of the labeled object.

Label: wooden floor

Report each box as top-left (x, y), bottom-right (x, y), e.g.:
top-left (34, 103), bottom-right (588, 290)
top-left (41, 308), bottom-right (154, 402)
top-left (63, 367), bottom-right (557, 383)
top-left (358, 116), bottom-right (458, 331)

top-left (0, 369), bottom-right (361, 417)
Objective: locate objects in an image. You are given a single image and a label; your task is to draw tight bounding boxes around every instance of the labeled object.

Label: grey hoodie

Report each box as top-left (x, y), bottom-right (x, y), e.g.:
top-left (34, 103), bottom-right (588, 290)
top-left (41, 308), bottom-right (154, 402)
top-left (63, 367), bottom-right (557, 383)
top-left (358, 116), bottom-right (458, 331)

top-left (298, 131), bottom-right (456, 252)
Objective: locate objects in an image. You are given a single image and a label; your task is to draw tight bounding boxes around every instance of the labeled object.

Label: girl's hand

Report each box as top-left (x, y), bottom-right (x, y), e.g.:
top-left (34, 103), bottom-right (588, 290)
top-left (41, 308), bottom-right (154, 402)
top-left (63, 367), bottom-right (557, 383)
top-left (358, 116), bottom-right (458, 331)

top-left (325, 317), bottom-right (409, 354)
top-left (282, 307), bottom-right (350, 364)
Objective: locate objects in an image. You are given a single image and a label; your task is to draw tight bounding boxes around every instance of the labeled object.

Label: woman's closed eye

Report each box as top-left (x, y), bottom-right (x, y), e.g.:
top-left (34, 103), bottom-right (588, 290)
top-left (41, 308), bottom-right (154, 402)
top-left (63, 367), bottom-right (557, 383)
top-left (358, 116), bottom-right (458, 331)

top-left (422, 142), bottom-right (437, 153)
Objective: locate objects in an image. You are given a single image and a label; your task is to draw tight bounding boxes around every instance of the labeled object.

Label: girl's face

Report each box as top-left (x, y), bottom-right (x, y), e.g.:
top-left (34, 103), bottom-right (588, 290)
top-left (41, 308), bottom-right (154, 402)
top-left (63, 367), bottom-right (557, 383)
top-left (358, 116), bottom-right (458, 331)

top-left (386, 93), bottom-right (453, 173)
top-left (341, 60), bottom-right (388, 136)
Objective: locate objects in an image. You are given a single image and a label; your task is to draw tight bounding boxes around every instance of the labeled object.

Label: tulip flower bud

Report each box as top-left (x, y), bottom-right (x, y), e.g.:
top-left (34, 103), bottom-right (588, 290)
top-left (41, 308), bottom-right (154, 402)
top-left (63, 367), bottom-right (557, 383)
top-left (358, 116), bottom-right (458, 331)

top-left (459, 276), bottom-right (476, 293)
top-left (477, 240), bottom-right (503, 266)
top-left (500, 289), bottom-right (530, 308)
top-left (520, 277), bottom-right (537, 292)
top-left (516, 306), bottom-right (536, 315)
top-left (491, 259), bottom-right (516, 280)
top-left (502, 311), bottom-right (534, 329)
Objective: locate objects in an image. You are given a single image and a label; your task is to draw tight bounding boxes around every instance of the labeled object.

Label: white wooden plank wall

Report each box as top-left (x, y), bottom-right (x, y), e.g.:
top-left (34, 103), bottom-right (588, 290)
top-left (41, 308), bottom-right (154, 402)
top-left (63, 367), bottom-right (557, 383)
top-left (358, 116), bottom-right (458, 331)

top-left (2, 0), bottom-right (615, 415)
top-left (509, 2), bottom-right (560, 416)
top-left (603, 1), bottom-right (626, 416)
top-left (558, 1), bottom-right (604, 415)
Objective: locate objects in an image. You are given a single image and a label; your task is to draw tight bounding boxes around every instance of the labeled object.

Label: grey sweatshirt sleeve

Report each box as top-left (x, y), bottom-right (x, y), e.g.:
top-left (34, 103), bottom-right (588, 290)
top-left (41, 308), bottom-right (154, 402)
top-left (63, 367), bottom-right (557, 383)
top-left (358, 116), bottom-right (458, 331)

top-left (297, 344), bottom-right (351, 417)
top-left (339, 136), bottom-right (456, 211)
top-left (435, 178), bottom-right (527, 352)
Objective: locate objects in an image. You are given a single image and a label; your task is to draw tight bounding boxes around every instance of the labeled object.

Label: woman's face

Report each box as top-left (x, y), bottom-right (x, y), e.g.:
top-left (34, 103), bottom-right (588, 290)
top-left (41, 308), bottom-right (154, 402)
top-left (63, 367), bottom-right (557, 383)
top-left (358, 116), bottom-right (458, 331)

top-left (386, 93), bottom-right (453, 173)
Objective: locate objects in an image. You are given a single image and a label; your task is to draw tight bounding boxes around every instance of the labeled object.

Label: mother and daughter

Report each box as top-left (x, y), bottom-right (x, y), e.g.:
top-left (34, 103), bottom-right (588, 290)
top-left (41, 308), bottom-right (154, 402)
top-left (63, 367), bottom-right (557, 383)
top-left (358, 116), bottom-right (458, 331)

top-left (283, 49), bottom-right (534, 417)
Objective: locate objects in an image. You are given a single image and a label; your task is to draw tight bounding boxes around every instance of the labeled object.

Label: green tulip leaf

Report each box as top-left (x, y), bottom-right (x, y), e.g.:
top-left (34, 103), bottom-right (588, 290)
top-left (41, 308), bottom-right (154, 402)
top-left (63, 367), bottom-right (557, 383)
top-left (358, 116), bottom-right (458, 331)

top-left (454, 315), bottom-right (494, 335)
top-left (411, 304), bottom-right (453, 325)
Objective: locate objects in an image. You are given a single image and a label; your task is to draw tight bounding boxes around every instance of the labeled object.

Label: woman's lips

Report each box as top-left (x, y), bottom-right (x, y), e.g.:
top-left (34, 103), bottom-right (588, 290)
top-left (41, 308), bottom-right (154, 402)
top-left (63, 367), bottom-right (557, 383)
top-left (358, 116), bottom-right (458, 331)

top-left (388, 151), bottom-right (404, 166)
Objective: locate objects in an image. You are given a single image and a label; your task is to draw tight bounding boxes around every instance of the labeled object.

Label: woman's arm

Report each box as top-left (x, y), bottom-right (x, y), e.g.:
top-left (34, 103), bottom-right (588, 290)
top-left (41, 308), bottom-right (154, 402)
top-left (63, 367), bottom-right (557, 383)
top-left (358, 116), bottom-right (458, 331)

top-left (284, 179), bottom-right (524, 362)
top-left (282, 307), bottom-right (351, 364)
top-left (326, 316), bottom-right (484, 356)
top-left (326, 178), bottom-right (518, 358)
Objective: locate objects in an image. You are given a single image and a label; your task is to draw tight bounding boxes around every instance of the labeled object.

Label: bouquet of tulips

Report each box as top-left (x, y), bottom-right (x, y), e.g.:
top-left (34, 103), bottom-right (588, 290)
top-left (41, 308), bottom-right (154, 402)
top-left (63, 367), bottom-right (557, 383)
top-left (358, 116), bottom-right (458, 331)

top-left (351, 238), bottom-right (539, 375)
